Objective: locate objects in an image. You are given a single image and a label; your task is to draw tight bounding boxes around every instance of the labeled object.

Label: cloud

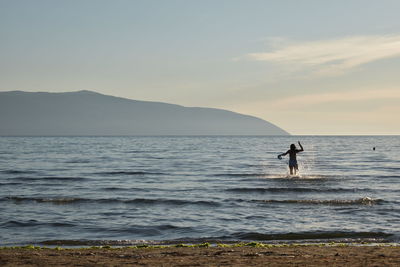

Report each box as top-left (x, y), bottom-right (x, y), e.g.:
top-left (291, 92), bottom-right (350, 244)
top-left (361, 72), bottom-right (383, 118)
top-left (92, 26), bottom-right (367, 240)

top-left (268, 88), bottom-right (400, 109)
top-left (246, 35), bottom-right (400, 76)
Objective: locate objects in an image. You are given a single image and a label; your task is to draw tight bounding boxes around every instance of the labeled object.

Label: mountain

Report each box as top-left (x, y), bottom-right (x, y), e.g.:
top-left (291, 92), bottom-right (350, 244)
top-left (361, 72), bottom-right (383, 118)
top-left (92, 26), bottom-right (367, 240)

top-left (0, 90), bottom-right (289, 136)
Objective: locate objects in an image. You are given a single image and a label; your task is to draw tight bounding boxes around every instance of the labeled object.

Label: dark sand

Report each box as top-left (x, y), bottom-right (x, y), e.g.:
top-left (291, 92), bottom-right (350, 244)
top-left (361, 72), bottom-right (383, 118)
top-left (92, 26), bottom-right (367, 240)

top-left (1, 245), bottom-right (400, 266)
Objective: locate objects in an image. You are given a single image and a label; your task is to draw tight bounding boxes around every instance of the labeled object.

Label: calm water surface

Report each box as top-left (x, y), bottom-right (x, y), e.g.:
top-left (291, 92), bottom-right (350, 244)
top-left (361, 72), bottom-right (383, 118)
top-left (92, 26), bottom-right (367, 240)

top-left (0, 136), bottom-right (399, 246)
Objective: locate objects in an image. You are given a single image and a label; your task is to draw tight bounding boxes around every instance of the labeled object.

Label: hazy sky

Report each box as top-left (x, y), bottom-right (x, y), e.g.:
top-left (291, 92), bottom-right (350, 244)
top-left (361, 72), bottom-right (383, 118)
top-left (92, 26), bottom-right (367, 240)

top-left (1, 0), bottom-right (400, 135)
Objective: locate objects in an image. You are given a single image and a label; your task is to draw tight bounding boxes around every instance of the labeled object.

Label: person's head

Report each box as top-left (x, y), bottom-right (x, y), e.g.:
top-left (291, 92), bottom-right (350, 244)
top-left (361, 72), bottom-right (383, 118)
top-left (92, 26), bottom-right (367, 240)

top-left (290, 144), bottom-right (296, 150)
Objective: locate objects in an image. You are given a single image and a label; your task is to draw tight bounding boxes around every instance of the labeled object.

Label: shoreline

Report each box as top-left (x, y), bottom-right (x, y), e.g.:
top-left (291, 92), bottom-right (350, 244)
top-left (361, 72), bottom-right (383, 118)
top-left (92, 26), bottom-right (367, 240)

top-left (1, 243), bottom-right (400, 266)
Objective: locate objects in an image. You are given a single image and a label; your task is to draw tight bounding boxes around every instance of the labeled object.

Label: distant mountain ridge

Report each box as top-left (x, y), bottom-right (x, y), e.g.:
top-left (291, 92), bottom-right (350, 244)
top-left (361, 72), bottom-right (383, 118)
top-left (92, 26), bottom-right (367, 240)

top-left (0, 90), bottom-right (289, 136)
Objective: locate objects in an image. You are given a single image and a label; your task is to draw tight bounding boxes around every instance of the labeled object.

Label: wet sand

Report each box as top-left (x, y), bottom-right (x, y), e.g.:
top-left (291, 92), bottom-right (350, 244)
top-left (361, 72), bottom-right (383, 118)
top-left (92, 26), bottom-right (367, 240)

top-left (1, 245), bottom-right (400, 266)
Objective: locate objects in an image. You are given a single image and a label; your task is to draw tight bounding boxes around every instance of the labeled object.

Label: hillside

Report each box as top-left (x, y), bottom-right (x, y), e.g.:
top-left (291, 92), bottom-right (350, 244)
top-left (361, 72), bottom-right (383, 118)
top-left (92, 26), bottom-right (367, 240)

top-left (0, 90), bottom-right (289, 136)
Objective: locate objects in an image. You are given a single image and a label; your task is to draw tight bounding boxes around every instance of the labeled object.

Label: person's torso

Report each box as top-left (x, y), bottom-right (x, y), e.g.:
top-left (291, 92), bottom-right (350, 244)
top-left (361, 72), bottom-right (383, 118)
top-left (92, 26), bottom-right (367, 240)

top-left (289, 150), bottom-right (297, 160)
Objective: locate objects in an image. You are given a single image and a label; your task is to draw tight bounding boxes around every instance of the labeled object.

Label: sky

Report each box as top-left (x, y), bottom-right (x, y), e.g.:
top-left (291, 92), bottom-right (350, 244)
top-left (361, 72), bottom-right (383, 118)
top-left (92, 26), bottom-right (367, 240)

top-left (1, 0), bottom-right (400, 135)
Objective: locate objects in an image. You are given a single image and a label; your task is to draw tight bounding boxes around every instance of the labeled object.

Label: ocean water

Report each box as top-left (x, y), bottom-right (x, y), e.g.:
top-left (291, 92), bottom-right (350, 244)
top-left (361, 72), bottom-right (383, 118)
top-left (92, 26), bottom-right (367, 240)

top-left (0, 136), bottom-right (399, 246)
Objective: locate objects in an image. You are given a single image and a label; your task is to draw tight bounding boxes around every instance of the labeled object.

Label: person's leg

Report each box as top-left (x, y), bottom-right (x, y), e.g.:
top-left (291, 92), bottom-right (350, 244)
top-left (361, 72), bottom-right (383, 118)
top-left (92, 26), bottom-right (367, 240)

top-left (289, 166), bottom-right (294, 175)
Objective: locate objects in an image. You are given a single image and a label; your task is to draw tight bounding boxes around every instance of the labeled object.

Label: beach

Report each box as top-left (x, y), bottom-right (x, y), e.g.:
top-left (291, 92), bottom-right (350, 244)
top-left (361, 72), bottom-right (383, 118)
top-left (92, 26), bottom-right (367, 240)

top-left (1, 245), bottom-right (400, 266)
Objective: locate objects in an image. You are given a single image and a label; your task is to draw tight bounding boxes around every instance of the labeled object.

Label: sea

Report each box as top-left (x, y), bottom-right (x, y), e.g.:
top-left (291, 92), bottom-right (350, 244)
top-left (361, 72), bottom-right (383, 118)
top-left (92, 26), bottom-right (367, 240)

top-left (1, 136), bottom-right (399, 246)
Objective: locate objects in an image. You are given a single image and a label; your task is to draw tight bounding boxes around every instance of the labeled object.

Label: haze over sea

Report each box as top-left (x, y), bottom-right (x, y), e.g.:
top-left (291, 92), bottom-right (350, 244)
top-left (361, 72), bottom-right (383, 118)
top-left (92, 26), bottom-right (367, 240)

top-left (1, 136), bottom-right (399, 246)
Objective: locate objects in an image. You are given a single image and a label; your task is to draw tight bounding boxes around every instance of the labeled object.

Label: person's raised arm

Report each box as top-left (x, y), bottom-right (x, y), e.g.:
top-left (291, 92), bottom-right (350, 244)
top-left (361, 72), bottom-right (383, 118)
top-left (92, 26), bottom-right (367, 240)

top-left (298, 141), bottom-right (304, 152)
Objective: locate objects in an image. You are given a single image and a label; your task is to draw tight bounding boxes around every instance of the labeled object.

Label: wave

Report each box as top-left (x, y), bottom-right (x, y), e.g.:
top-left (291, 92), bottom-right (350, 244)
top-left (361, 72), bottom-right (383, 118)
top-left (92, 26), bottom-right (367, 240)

top-left (124, 198), bottom-right (218, 207)
top-left (10, 176), bottom-right (87, 182)
top-left (124, 149), bottom-right (168, 154)
top-left (65, 159), bottom-right (91, 164)
top-left (101, 187), bottom-right (195, 193)
top-left (214, 173), bottom-right (330, 180)
top-left (1, 170), bottom-right (38, 175)
top-left (228, 231), bottom-right (393, 242)
top-left (102, 224), bottom-right (195, 236)
top-left (101, 187), bottom-right (149, 192)
top-left (0, 182), bottom-right (23, 186)
top-left (36, 231), bottom-right (394, 246)
top-left (4, 197), bottom-right (89, 204)
top-left (3, 195), bottom-right (382, 207)
top-left (262, 174), bottom-right (331, 180)
top-left (2, 220), bottom-right (76, 228)
top-left (253, 197), bottom-right (383, 206)
top-left (98, 171), bottom-right (165, 176)
top-left (2, 196), bottom-right (220, 207)
top-left (226, 187), bottom-right (367, 193)
top-left (214, 173), bottom-right (266, 177)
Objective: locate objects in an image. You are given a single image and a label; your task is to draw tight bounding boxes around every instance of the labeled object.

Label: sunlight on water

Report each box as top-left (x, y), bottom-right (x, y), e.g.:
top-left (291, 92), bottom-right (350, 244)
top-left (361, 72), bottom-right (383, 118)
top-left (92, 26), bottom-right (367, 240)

top-left (260, 173), bottom-right (328, 180)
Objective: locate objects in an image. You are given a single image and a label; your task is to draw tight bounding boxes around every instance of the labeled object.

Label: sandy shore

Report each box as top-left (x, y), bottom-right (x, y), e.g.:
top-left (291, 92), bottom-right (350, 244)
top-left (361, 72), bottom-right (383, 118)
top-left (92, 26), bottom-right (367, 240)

top-left (1, 245), bottom-right (400, 266)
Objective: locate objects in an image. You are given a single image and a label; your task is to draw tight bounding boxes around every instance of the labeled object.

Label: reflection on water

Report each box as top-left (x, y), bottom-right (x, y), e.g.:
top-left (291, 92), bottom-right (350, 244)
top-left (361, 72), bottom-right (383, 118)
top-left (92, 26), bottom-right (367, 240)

top-left (0, 136), bottom-right (399, 246)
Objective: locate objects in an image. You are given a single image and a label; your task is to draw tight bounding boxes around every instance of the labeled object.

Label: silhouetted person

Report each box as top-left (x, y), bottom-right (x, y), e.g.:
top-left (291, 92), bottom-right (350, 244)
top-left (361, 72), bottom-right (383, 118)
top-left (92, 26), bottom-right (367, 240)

top-left (373, 147), bottom-right (376, 151)
top-left (278, 141), bottom-right (304, 175)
